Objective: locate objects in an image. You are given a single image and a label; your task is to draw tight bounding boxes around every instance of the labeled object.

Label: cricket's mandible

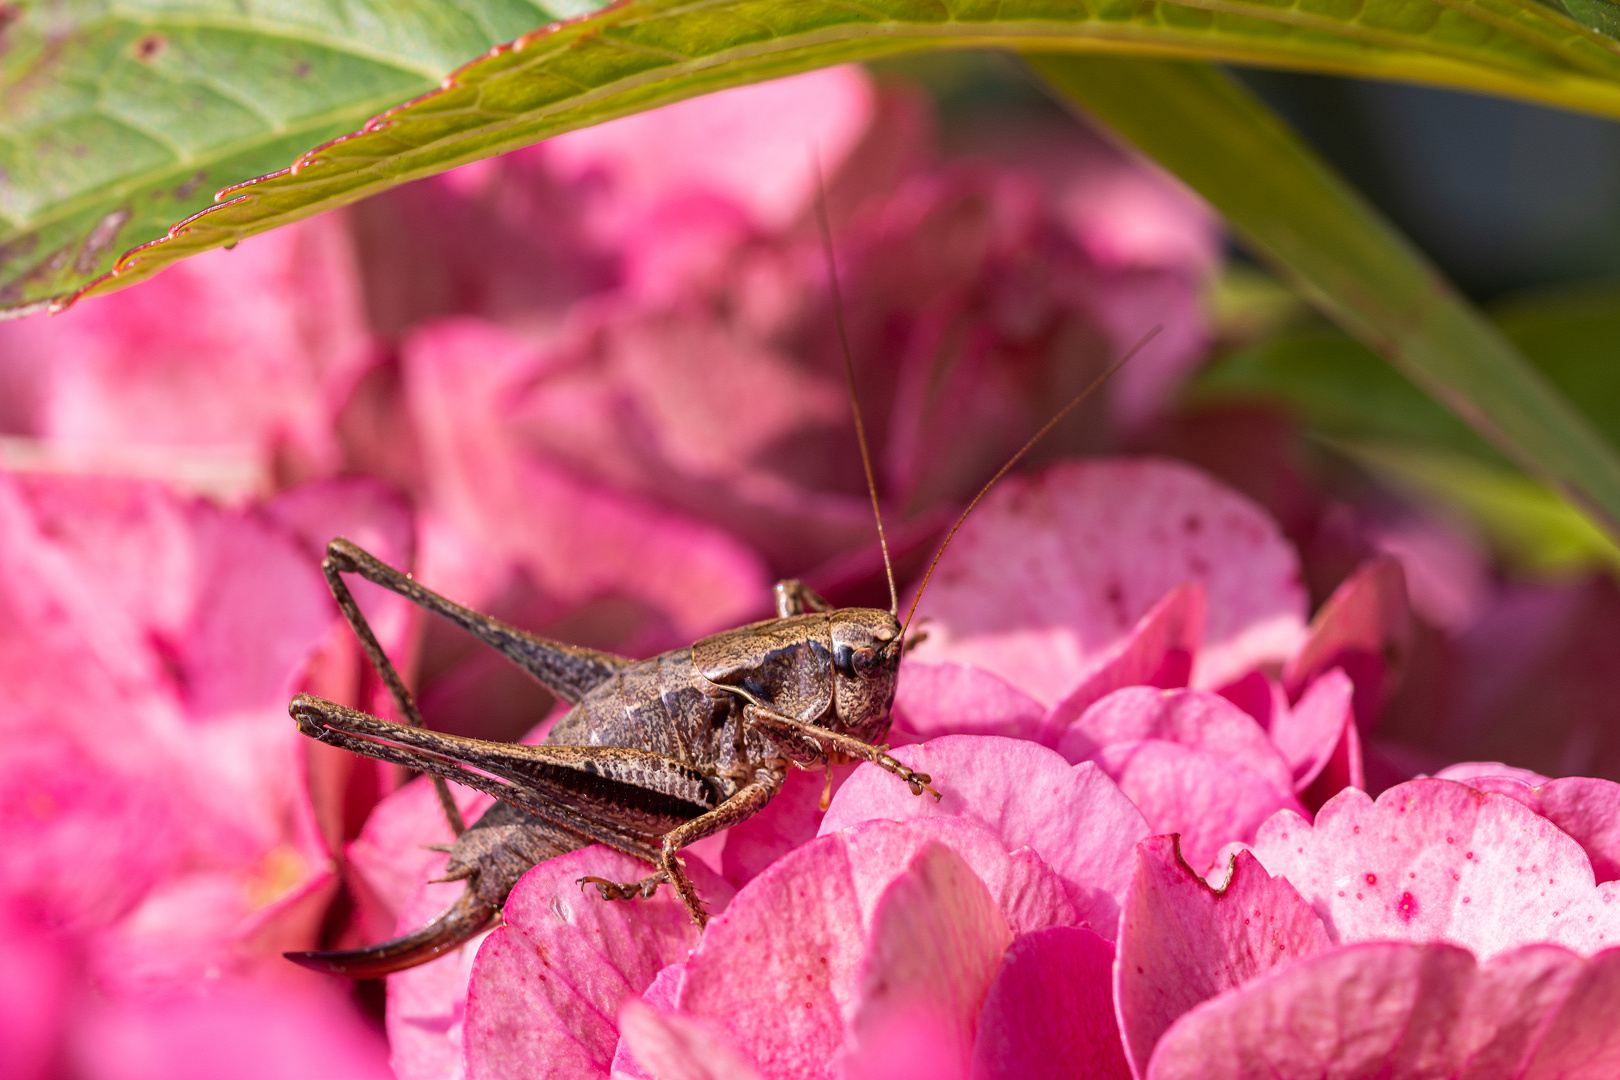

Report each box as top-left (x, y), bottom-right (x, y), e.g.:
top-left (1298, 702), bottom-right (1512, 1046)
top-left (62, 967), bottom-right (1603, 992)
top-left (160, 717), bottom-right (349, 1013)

top-left (283, 190), bottom-right (1159, 978)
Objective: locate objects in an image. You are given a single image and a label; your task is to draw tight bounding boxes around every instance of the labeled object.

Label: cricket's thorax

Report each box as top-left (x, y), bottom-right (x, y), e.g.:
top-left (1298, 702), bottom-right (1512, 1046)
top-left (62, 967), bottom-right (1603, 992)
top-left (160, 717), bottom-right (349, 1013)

top-left (545, 610), bottom-right (901, 782)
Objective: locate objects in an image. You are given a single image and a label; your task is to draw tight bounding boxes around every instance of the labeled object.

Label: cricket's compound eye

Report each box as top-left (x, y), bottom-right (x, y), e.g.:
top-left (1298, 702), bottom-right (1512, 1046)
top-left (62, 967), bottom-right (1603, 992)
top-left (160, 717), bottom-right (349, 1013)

top-left (850, 646), bottom-right (883, 679)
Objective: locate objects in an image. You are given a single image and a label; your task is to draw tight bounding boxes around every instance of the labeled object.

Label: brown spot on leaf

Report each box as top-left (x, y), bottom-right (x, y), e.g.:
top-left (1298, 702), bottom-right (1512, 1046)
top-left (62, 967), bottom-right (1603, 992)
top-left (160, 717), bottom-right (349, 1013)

top-left (173, 170), bottom-right (207, 201)
top-left (133, 32), bottom-right (166, 62)
top-left (73, 208), bottom-right (131, 273)
top-left (0, 231), bottom-right (38, 273)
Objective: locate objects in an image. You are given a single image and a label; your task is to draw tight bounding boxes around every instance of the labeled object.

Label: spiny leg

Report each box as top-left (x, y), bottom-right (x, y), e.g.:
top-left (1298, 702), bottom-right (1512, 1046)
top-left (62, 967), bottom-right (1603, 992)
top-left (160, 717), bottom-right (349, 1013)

top-left (742, 703), bottom-right (941, 799)
top-left (580, 772), bottom-right (784, 927)
top-left (321, 538), bottom-right (636, 836)
top-left (290, 694), bottom-right (671, 868)
top-left (320, 544), bottom-right (465, 833)
top-left (324, 538), bottom-right (629, 703)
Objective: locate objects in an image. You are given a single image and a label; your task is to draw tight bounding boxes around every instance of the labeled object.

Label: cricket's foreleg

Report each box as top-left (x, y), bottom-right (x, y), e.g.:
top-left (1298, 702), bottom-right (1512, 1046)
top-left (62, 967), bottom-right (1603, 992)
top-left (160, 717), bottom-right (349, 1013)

top-left (742, 704), bottom-right (941, 800)
top-left (579, 772), bottom-right (784, 928)
top-left (773, 579), bottom-right (834, 618)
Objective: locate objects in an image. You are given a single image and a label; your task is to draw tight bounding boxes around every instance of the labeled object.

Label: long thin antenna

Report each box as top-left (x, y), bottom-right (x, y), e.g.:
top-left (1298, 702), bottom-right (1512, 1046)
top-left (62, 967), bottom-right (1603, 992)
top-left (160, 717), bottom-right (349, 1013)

top-left (900, 324), bottom-right (1164, 643)
top-left (815, 154), bottom-right (898, 616)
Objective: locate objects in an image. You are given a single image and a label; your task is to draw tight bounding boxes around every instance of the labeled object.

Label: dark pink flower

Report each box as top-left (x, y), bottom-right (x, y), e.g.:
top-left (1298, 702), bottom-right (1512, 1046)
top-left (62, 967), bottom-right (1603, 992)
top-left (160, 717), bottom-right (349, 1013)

top-left (1115, 777), bottom-right (1620, 1076)
top-left (0, 471), bottom-right (403, 1076)
top-left (0, 216), bottom-right (370, 495)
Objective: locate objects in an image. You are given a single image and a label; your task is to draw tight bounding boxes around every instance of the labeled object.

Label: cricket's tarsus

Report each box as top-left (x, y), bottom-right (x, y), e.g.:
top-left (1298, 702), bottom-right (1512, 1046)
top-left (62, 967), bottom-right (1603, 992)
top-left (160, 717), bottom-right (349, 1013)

top-left (283, 266), bottom-right (1152, 977)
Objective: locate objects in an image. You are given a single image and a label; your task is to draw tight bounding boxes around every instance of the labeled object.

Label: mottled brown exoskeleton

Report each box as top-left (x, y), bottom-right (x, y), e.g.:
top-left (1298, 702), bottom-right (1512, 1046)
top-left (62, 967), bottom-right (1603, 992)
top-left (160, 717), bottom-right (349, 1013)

top-left (285, 539), bottom-right (925, 976)
top-left (284, 193), bottom-right (1157, 977)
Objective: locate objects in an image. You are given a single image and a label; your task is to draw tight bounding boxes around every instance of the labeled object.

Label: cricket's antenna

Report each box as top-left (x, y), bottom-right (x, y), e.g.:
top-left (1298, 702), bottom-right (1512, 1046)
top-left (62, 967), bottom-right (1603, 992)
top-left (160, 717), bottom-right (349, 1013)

top-left (900, 324), bottom-right (1164, 643)
top-left (815, 153), bottom-right (898, 616)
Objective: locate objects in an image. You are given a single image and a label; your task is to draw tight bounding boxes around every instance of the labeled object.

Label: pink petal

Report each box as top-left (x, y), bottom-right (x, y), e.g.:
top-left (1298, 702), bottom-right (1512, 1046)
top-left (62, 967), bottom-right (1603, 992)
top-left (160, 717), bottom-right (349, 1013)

top-left (1268, 669), bottom-right (1354, 794)
top-left (1057, 686), bottom-right (1294, 795)
top-left (1145, 942), bottom-right (1620, 1080)
top-left (717, 765), bottom-right (845, 890)
top-left (842, 843), bottom-right (1013, 1080)
top-left (1364, 509), bottom-right (1491, 632)
top-left (610, 965), bottom-right (688, 1078)
top-left (1, 216), bottom-right (368, 489)
top-left (1090, 740), bottom-right (1304, 872)
top-left (1528, 778), bottom-right (1620, 886)
top-left (169, 502), bottom-right (334, 722)
top-left (0, 473), bottom-right (341, 984)
top-left (1439, 772), bottom-right (1620, 887)
top-left (1116, 835), bottom-right (1331, 1075)
top-left (0, 904), bottom-right (71, 1080)
top-left (615, 1000), bottom-right (766, 1080)
top-left (72, 980), bottom-right (392, 1080)
top-left (1039, 583), bottom-right (1205, 742)
top-left (346, 777), bottom-right (494, 949)
top-left (464, 847), bottom-right (732, 1080)
top-left (1434, 761), bottom-right (1554, 787)
top-left (1300, 700), bottom-right (1364, 809)
top-left (1283, 556), bottom-right (1412, 730)
top-left (905, 459), bottom-right (1307, 702)
top-left (1089, 267), bottom-right (1211, 432)
top-left (403, 317), bottom-right (771, 640)
top-left (1518, 946), bottom-right (1620, 1075)
top-left (676, 835), bottom-right (862, 1080)
top-left (1216, 668), bottom-right (1283, 728)
top-left (678, 817), bottom-right (1075, 1080)
top-left (821, 736), bottom-right (1150, 936)
top-left (1251, 779), bottom-right (1620, 956)
top-left (892, 662), bottom-right (1047, 744)
top-left (3, 473), bottom-right (332, 723)
top-left (546, 67), bottom-right (875, 233)
top-left (969, 926), bottom-right (1130, 1080)
top-left (386, 877), bottom-right (491, 1080)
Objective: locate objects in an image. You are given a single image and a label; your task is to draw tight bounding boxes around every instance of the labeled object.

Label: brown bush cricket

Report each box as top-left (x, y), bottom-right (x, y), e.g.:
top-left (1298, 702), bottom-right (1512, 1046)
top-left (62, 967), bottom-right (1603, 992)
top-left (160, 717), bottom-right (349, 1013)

top-left (285, 189), bottom-right (1156, 977)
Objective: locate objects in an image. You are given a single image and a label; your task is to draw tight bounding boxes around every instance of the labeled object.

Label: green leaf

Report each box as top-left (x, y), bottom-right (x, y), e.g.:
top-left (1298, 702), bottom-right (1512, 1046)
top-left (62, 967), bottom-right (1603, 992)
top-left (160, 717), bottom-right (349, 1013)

top-left (1191, 281), bottom-right (1620, 572)
top-left (18, 0), bottom-right (1620, 313)
top-left (1339, 441), bottom-right (1620, 573)
top-left (1191, 330), bottom-right (1507, 463)
top-left (0, 0), bottom-right (600, 315)
top-left (1030, 54), bottom-right (1620, 541)
top-left (1195, 283), bottom-right (1620, 457)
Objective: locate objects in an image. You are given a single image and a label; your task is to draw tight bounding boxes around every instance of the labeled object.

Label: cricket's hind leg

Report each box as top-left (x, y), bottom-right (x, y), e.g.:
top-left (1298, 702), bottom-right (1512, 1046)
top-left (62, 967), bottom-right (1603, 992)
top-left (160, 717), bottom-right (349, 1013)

top-left (320, 539), bottom-right (465, 833)
top-left (285, 883), bottom-right (495, 978)
top-left (322, 538), bottom-right (632, 706)
top-left (319, 537), bottom-right (637, 834)
top-left (285, 801), bottom-right (584, 977)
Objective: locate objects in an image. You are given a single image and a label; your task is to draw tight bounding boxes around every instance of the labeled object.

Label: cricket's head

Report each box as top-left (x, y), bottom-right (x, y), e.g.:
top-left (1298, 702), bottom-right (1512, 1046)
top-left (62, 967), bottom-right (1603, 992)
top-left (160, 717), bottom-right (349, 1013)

top-left (828, 607), bottom-right (903, 744)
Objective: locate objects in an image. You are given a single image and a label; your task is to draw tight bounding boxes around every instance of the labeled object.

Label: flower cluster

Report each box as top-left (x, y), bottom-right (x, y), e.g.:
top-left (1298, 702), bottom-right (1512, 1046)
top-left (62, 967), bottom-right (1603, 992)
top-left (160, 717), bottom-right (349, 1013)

top-left (2, 62), bottom-right (1616, 1080)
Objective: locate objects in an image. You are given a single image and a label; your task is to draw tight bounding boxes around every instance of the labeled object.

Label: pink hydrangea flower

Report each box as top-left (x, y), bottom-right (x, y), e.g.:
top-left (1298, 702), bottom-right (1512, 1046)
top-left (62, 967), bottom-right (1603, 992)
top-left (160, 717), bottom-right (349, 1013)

top-left (370, 454), bottom-right (1425, 1075)
top-left (0, 471), bottom-right (407, 1077)
top-left (13, 50), bottom-right (1602, 1080)
top-left (0, 216), bottom-right (370, 497)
